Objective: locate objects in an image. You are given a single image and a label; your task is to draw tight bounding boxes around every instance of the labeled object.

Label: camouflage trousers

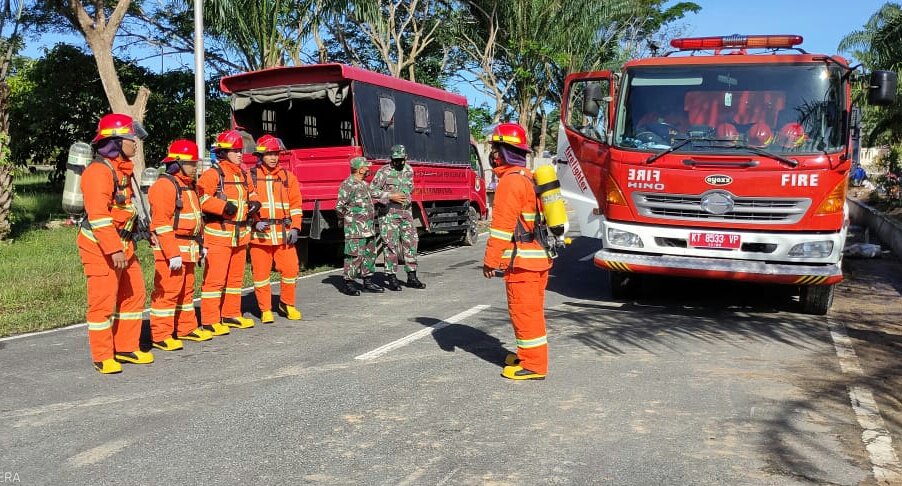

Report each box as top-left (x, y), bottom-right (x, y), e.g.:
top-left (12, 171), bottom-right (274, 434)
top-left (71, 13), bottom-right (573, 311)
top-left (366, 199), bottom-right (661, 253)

top-left (344, 236), bottom-right (377, 280)
top-left (379, 212), bottom-right (418, 274)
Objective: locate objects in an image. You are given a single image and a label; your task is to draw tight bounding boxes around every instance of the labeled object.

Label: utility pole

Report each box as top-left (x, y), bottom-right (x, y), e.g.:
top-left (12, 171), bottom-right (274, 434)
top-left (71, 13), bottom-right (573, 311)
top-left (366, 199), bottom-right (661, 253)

top-left (194, 0), bottom-right (206, 164)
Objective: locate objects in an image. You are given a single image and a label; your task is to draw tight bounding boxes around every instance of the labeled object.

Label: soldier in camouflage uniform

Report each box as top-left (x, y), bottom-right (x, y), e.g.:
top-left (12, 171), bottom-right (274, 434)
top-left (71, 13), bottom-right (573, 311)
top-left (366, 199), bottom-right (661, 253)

top-left (336, 156), bottom-right (384, 296)
top-left (371, 144), bottom-right (426, 290)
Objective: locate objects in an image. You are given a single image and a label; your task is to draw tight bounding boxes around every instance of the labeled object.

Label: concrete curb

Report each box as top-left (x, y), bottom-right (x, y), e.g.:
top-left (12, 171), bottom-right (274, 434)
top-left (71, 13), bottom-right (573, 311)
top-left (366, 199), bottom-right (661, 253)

top-left (847, 198), bottom-right (902, 259)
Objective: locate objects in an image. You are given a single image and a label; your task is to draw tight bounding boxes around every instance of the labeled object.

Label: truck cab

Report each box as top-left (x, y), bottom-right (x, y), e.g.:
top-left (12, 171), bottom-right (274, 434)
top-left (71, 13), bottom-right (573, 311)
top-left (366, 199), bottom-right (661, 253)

top-left (558, 35), bottom-right (897, 314)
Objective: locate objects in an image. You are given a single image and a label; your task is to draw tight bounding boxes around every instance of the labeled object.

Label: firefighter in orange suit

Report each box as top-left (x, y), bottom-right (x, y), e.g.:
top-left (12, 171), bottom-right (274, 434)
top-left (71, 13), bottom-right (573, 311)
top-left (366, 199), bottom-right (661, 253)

top-left (248, 135), bottom-right (303, 323)
top-left (197, 130), bottom-right (261, 335)
top-left (79, 113), bottom-right (154, 374)
top-left (482, 122), bottom-right (552, 380)
top-left (148, 140), bottom-right (214, 350)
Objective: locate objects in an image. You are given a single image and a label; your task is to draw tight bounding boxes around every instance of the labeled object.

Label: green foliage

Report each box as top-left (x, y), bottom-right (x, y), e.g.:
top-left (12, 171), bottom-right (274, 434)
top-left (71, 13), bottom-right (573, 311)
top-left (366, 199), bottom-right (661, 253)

top-left (7, 44), bottom-right (230, 174)
top-left (839, 3), bottom-right (902, 146)
top-left (468, 105), bottom-right (493, 141)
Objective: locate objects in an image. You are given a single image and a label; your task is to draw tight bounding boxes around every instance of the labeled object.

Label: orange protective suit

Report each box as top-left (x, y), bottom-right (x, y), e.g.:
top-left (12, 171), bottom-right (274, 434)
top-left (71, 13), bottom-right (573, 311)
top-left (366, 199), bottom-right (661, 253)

top-left (483, 164), bottom-right (552, 375)
top-left (197, 160), bottom-right (257, 326)
top-left (77, 157), bottom-right (145, 363)
top-left (148, 172), bottom-right (203, 341)
top-left (248, 164), bottom-right (303, 312)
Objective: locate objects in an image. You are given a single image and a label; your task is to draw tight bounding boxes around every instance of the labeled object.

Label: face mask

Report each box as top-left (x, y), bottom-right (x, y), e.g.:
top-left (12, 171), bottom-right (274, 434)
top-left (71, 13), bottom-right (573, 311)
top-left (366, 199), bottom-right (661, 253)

top-left (391, 159), bottom-right (404, 170)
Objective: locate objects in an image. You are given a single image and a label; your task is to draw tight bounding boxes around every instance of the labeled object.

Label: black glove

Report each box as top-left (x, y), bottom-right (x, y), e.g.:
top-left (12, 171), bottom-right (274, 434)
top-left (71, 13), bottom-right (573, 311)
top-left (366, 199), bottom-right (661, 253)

top-left (247, 201), bottom-right (262, 217)
top-left (223, 201), bottom-right (238, 216)
top-left (286, 228), bottom-right (300, 245)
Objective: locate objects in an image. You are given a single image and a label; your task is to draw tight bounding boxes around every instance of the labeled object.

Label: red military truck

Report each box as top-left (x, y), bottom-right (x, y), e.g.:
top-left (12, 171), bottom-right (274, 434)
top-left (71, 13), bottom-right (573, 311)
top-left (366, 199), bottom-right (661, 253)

top-left (558, 34), bottom-right (897, 314)
top-left (219, 63), bottom-right (487, 251)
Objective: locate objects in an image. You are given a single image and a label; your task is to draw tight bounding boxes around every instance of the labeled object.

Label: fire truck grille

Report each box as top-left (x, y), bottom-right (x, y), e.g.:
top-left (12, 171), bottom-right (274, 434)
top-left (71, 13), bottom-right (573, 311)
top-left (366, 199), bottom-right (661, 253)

top-left (633, 193), bottom-right (811, 224)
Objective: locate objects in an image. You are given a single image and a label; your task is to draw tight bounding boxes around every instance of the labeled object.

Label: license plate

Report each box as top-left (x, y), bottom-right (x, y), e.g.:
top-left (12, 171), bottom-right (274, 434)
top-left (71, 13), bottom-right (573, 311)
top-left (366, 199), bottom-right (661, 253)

top-left (688, 232), bottom-right (741, 249)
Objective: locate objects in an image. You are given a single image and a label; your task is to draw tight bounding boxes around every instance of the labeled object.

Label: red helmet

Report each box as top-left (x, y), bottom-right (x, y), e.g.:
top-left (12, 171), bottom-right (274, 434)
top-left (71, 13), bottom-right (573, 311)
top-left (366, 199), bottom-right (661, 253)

top-left (715, 123), bottom-right (740, 141)
top-left (92, 113), bottom-right (148, 144)
top-left (747, 122), bottom-right (774, 146)
top-left (489, 122), bottom-right (531, 152)
top-left (775, 122), bottom-right (807, 148)
top-left (214, 129), bottom-right (244, 151)
top-left (163, 139), bottom-right (200, 163)
top-left (255, 134), bottom-right (285, 154)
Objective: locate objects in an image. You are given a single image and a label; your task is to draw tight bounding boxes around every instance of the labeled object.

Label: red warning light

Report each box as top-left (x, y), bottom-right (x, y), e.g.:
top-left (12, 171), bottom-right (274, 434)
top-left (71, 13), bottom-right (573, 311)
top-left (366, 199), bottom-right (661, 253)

top-left (671, 35), bottom-right (803, 50)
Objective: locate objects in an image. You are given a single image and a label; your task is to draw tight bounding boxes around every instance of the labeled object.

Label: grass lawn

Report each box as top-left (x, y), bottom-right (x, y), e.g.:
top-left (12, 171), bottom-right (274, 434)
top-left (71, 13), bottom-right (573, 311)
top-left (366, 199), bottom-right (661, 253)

top-left (0, 173), bottom-right (334, 337)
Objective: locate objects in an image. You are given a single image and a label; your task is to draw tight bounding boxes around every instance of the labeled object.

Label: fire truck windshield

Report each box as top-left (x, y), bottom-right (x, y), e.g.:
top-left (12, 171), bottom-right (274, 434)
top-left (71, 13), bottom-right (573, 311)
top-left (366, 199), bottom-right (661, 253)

top-left (614, 64), bottom-right (845, 155)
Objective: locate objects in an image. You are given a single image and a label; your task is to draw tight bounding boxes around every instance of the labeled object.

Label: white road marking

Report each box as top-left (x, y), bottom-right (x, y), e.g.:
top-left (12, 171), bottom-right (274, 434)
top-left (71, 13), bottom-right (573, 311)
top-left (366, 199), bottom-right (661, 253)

top-left (355, 305), bottom-right (490, 360)
top-left (828, 319), bottom-right (902, 484)
top-left (578, 252), bottom-right (596, 262)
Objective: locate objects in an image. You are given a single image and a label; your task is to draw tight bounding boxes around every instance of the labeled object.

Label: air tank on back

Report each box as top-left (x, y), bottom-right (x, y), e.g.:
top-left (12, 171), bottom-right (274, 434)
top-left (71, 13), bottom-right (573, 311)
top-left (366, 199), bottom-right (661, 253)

top-left (62, 142), bottom-right (93, 217)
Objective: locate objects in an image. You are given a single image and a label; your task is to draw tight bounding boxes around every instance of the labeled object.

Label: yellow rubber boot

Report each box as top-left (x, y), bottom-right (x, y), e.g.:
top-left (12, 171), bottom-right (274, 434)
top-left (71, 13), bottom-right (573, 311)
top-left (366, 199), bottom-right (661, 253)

top-left (179, 327), bottom-right (214, 342)
top-left (115, 350), bottom-right (155, 365)
top-left (260, 311), bottom-right (275, 324)
top-left (223, 316), bottom-right (255, 329)
top-left (93, 359), bottom-right (123, 374)
top-left (202, 323), bottom-right (230, 336)
top-left (152, 337), bottom-right (184, 351)
top-left (501, 365), bottom-right (545, 381)
top-left (278, 302), bottom-right (302, 321)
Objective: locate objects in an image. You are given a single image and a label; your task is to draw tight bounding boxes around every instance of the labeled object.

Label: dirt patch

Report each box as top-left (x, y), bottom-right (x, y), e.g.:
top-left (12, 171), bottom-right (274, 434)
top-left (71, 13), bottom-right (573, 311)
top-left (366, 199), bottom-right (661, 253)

top-left (831, 252), bottom-right (902, 469)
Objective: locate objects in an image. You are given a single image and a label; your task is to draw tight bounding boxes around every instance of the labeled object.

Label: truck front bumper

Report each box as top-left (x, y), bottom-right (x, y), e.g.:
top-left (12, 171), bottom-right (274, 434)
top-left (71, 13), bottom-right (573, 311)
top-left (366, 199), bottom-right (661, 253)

top-left (594, 250), bottom-right (842, 286)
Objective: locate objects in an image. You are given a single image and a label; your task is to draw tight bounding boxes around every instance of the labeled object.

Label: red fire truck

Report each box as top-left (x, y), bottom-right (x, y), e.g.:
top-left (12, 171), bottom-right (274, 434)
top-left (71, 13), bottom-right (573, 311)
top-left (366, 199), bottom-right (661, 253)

top-left (558, 35), bottom-right (897, 314)
top-left (219, 64), bottom-right (487, 250)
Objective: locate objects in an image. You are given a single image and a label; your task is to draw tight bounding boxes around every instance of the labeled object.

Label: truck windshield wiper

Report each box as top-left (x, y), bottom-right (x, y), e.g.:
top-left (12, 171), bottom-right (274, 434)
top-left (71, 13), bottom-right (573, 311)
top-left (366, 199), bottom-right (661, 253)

top-left (723, 143), bottom-right (799, 168)
top-left (645, 137), bottom-right (701, 164)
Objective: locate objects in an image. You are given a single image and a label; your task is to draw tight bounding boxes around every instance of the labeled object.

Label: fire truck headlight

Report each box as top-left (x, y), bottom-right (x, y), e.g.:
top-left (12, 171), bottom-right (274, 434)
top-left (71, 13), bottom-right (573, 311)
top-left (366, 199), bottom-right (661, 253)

top-left (788, 241), bottom-right (834, 257)
top-left (607, 228), bottom-right (644, 248)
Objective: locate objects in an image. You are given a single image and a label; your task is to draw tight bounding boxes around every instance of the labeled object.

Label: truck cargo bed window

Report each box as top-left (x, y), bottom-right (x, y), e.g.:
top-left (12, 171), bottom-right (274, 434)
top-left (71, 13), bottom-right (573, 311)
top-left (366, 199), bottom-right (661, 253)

top-left (304, 115), bottom-right (318, 138)
top-left (414, 103), bottom-right (430, 133)
top-left (444, 110), bottom-right (457, 137)
top-left (341, 120), bottom-right (353, 141)
top-left (380, 96), bottom-right (395, 127)
top-left (262, 109), bottom-right (276, 133)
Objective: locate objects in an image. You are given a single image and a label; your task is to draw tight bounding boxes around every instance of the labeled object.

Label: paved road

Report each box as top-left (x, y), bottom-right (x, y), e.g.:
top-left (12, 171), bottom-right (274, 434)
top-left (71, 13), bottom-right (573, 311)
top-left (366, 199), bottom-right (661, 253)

top-left (0, 236), bottom-right (892, 485)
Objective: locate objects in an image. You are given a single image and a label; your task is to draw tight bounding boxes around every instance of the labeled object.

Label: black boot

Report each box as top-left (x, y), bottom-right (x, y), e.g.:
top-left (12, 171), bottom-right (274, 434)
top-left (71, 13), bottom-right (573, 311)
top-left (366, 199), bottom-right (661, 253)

top-left (406, 271), bottom-right (426, 289)
top-left (362, 277), bottom-right (385, 293)
top-left (385, 274), bottom-right (403, 291)
top-left (340, 279), bottom-right (360, 296)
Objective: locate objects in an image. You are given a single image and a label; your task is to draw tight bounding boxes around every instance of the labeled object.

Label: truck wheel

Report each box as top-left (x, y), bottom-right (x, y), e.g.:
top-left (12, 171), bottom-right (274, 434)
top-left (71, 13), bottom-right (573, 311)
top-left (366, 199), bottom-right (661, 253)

top-left (799, 284), bottom-right (834, 315)
top-left (609, 271), bottom-right (641, 299)
top-left (459, 206), bottom-right (479, 247)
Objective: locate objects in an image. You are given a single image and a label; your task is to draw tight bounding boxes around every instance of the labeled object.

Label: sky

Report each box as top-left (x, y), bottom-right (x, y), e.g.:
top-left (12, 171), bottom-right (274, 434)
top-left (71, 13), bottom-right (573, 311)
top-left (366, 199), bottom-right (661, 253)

top-left (19, 0), bottom-right (889, 108)
top-left (674, 0), bottom-right (883, 58)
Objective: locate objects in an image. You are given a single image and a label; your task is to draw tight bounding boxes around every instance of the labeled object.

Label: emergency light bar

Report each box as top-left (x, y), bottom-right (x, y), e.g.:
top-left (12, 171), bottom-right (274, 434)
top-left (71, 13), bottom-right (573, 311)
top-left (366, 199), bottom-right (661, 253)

top-left (671, 35), bottom-right (803, 50)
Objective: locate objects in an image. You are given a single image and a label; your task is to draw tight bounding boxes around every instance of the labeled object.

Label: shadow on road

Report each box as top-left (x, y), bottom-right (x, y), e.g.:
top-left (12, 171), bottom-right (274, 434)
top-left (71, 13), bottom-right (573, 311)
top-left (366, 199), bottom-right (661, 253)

top-left (415, 317), bottom-right (514, 369)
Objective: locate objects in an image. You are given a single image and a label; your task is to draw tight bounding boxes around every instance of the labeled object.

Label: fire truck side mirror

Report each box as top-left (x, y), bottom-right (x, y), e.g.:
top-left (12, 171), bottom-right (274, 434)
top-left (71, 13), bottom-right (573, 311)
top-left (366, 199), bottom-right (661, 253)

top-left (583, 82), bottom-right (603, 117)
top-left (868, 70), bottom-right (897, 106)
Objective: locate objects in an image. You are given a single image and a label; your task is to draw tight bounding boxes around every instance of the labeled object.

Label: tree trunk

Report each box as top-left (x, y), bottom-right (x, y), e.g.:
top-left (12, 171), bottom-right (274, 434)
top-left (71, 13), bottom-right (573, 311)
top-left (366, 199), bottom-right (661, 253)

top-left (0, 164), bottom-right (10, 240)
top-left (0, 80), bottom-right (11, 240)
top-left (538, 110), bottom-right (548, 158)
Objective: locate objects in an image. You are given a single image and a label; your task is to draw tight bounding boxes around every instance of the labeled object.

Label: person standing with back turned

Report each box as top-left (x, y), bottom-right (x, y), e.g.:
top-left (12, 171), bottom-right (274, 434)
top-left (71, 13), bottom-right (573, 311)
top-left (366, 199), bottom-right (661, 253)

top-left (482, 122), bottom-right (553, 381)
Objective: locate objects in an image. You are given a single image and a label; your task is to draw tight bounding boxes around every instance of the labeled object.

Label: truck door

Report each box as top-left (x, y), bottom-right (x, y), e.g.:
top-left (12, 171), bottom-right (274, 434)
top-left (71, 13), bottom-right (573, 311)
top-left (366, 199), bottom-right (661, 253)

top-left (559, 71), bottom-right (614, 238)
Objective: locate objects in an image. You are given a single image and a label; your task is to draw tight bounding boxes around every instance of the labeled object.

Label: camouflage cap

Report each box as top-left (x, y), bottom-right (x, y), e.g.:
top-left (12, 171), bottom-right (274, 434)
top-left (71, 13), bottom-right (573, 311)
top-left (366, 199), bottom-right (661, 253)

top-left (350, 156), bottom-right (370, 170)
top-left (390, 144), bottom-right (407, 160)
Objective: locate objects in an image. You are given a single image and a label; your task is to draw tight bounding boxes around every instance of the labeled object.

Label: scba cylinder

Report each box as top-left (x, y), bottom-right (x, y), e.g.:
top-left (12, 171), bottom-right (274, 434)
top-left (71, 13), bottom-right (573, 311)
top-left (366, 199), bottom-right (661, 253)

top-left (62, 142), bottom-right (93, 216)
top-left (534, 165), bottom-right (568, 236)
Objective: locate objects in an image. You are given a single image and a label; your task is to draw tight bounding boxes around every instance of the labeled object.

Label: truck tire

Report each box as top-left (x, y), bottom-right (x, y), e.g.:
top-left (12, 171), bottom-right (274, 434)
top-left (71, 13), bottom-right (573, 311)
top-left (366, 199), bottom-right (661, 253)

top-left (609, 271), bottom-right (641, 299)
top-left (799, 284), bottom-right (834, 315)
top-left (459, 206), bottom-right (479, 247)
